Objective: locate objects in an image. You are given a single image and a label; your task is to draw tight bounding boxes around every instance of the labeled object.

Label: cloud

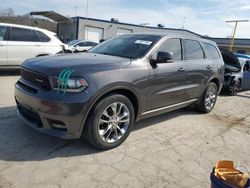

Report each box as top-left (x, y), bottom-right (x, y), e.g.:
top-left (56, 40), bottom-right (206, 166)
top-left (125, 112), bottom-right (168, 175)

top-left (0, 0), bottom-right (250, 38)
top-left (239, 5), bottom-right (250, 11)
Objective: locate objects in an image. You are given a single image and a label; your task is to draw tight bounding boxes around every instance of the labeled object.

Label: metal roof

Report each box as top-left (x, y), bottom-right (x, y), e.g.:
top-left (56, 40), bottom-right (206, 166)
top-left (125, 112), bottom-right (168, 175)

top-left (72, 16), bottom-right (202, 37)
top-left (30, 11), bottom-right (72, 22)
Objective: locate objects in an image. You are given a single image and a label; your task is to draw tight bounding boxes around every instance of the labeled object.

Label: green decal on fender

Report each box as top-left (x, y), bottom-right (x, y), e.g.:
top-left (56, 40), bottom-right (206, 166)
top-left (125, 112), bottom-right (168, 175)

top-left (57, 68), bottom-right (75, 95)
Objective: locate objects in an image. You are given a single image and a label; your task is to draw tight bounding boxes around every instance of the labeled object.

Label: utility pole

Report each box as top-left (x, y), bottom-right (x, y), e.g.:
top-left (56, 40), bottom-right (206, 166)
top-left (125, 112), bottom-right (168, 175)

top-left (225, 19), bottom-right (249, 51)
top-left (85, 0), bottom-right (89, 39)
top-left (182, 17), bottom-right (186, 29)
top-left (74, 6), bottom-right (78, 17)
top-left (139, 23), bottom-right (149, 32)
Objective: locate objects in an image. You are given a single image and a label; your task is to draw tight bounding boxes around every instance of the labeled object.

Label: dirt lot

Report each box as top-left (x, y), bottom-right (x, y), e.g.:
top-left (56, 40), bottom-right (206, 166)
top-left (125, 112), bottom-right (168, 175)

top-left (0, 75), bottom-right (250, 188)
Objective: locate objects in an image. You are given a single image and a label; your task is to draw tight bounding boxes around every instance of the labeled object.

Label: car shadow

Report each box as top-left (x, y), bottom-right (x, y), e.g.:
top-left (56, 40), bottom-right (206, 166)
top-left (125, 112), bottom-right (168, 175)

top-left (0, 105), bottom-right (198, 162)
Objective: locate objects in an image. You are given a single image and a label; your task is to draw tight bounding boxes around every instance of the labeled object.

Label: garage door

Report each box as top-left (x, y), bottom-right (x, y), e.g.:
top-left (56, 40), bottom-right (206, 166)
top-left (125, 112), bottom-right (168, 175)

top-left (117, 28), bottom-right (133, 35)
top-left (85, 26), bottom-right (104, 43)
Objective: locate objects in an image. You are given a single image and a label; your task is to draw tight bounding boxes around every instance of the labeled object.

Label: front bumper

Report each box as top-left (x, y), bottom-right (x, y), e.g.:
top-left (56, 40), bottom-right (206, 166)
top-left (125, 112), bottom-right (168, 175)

top-left (15, 79), bottom-right (92, 139)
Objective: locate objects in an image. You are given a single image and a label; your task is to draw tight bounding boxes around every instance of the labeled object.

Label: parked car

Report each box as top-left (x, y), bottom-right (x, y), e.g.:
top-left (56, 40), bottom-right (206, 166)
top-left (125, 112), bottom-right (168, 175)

top-left (220, 49), bottom-right (243, 95)
top-left (235, 53), bottom-right (250, 90)
top-left (220, 50), bottom-right (250, 95)
top-left (0, 23), bottom-right (65, 68)
top-left (67, 39), bottom-right (98, 52)
top-left (15, 34), bottom-right (224, 149)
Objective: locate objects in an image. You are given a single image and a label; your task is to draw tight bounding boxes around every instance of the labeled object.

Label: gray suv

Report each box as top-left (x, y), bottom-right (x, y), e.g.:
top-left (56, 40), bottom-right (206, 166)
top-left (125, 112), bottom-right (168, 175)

top-left (15, 34), bottom-right (224, 149)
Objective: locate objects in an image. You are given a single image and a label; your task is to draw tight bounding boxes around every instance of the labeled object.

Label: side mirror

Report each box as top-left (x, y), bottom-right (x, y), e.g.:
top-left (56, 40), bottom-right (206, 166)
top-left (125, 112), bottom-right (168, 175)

top-left (156, 51), bottom-right (174, 63)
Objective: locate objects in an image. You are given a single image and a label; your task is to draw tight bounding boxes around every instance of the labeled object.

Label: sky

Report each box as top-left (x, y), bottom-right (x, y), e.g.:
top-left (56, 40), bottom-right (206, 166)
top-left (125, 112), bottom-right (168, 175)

top-left (1, 0), bottom-right (250, 38)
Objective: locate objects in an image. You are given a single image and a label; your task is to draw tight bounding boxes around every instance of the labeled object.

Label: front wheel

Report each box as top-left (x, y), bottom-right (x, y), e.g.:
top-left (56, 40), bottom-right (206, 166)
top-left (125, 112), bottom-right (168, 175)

top-left (195, 82), bottom-right (218, 113)
top-left (229, 79), bottom-right (241, 96)
top-left (84, 94), bottom-right (135, 150)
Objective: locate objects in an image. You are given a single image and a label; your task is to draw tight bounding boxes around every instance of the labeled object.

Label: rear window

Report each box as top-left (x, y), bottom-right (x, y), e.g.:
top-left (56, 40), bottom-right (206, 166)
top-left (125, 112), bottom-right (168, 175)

top-left (9, 27), bottom-right (40, 42)
top-left (36, 31), bottom-right (51, 42)
top-left (202, 42), bottom-right (221, 59)
top-left (0, 26), bottom-right (7, 41)
top-left (183, 39), bottom-right (204, 60)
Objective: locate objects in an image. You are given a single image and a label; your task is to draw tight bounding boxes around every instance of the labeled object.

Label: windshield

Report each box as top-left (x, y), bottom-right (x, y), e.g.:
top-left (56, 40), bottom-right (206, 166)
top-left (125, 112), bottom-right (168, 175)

top-left (67, 40), bottom-right (80, 46)
top-left (89, 35), bottom-right (161, 59)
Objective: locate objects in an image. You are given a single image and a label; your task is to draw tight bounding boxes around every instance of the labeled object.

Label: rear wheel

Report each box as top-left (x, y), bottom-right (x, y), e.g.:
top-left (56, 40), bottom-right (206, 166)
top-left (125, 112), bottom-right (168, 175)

top-left (195, 82), bottom-right (218, 113)
top-left (84, 94), bottom-right (135, 150)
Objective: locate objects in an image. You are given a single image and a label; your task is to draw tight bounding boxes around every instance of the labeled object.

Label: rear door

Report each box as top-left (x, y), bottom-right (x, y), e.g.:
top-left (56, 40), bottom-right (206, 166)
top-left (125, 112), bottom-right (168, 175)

top-left (7, 27), bottom-right (42, 65)
top-left (183, 39), bottom-right (211, 99)
top-left (0, 26), bottom-right (8, 65)
top-left (147, 38), bottom-right (188, 111)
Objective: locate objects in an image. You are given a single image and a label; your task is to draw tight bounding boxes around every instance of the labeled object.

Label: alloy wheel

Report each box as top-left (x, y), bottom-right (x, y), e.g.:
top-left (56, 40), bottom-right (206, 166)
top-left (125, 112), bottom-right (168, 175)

top-left (98, 102), bottom-right (130, 143)
top-left (205, 85), bottom-right (217, 110)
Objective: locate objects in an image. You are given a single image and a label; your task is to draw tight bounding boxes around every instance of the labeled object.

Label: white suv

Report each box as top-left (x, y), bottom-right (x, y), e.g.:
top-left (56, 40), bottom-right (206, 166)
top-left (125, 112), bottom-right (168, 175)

top-left (0, 23), bottom-right (65, 68)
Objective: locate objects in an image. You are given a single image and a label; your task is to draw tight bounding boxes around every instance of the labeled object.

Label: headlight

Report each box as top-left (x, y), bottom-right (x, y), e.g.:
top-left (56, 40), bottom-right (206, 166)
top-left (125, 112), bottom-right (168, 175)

top-left (50, 77), bottom-right (88, 93)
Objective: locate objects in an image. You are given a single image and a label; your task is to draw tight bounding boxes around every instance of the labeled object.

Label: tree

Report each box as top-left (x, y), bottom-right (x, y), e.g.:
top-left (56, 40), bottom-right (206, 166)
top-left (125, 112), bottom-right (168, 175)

top-left (0, 7), bottom-right (15, 16)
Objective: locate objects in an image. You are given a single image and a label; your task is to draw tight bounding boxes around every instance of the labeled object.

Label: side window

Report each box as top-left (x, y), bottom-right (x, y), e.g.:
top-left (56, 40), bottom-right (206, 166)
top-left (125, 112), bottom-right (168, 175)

top-left (0, 26), bottom-right (7, 41)
top-left (9, 27), bottom-right (34, 42)
top-left (31, 30), bottom-right (40, 42)
top-left (156, 38), bottom-right (182, 61)
top-left (183, 39), bottom-right (204, 60)
top-left (202, 42), bottom-right (220, 59)
top-left (77, 42), bottom-right (87, 47)
top-left (87, 42), bottom-right (98, 46)
top-left (36, 31), bottom-right (50, 42)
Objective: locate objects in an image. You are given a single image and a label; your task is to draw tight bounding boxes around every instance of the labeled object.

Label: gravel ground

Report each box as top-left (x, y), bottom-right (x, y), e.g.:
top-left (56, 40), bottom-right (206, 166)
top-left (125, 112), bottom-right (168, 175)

top-left (0, 75), bottom-right (250, 188)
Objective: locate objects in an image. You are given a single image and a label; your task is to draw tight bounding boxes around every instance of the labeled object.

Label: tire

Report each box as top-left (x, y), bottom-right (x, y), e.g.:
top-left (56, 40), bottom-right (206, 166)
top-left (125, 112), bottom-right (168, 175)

top-left (195, 82), bottom-right (218, 113)
top-left (84, 94), bottom-right (135, 150)
top-left (229, 79), bottom-right (241, 96)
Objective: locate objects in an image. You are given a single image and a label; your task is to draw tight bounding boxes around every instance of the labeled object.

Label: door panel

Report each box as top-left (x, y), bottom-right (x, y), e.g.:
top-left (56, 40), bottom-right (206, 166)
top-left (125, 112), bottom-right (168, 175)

top-left (146, 38), bottom-right (188, 111)
top-left (183, 39), bottom-right (213, 99)
top-left (242, 63), bottom-right (250, 90)
top-left (147, 62), bottom-right (188, 110)
top-left (7, 41), bottom-right (43, 65)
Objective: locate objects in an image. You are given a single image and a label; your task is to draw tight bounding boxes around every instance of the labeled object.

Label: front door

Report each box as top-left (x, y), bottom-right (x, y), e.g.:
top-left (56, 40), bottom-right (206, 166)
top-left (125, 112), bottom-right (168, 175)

top-left (146, 38), bottom-right (188, 111)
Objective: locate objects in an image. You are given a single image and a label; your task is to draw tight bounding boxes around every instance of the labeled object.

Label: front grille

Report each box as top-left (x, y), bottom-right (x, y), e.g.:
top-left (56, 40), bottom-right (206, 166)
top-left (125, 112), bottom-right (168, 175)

top-left (21, 68), bottom-right (51, 90)
top-left (17, 81), bottom-right (38, 94)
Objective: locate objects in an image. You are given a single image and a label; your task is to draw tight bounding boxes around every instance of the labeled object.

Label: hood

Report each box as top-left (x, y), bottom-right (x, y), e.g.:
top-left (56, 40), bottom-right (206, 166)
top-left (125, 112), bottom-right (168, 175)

top-left (22, 53), bottom-right (131, 76)
top-left (220, 49), bottom-right (242, 73)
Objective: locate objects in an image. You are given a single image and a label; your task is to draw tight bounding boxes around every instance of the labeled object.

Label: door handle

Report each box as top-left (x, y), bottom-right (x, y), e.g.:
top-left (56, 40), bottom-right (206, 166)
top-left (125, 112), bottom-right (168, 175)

top-left (178, 67), bottom-right (185, 72)
top-left (207, 65), bottom-right (212, 69)
top-left (0, 43), bottom-right (4, 47)
top-left (34, 44), bottom-right (41, 47)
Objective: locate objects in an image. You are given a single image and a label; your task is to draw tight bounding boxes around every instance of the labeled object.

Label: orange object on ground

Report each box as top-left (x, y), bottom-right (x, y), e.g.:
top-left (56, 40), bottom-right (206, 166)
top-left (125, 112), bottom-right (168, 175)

top-left (215, 160), bottom-right (249, 188)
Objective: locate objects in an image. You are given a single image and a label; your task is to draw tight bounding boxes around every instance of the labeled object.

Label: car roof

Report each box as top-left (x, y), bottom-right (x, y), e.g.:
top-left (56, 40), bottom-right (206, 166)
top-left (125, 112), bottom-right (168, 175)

top-left (119, 32), bottom-right (218, 46)
top-left (0, 22), bottom-right (56, 35)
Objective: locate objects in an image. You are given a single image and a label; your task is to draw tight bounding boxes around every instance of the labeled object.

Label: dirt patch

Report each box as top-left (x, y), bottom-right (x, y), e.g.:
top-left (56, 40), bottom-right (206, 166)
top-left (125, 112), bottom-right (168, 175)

top-left (211, 113), bottom-right (246, 128)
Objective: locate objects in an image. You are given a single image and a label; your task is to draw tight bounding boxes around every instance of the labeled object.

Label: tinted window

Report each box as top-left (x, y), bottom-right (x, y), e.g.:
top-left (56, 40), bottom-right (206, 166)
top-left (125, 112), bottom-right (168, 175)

top-left (87, 42), bottom-right (98, 46)
top-left (9, 27), bottom-right (39, 42)
top-left (89, 35), bottom-right (161, 59)
top-left (0, 26), bottom-right (7, 41)
top-left (202, 42), bottom-right (220, 59)
top-left (77, 42), bottom-right (87, 47)
top-left (183, 39), bottom-right (204, 60)
top-left (36, 30), bottom-right (50, 42)
top-left (156, 38), bottom-right (182, 61)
